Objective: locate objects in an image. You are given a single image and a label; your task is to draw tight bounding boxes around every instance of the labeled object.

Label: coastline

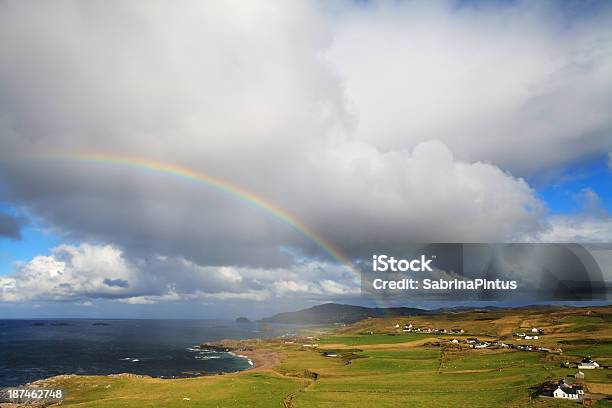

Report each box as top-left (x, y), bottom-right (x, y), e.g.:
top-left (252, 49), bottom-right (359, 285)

top-left (229, 348), bottom-right (282, 371)
top-left (13, 341), bottom-right (282, 389)
top-left (0, 319), bottom-right (296, 388)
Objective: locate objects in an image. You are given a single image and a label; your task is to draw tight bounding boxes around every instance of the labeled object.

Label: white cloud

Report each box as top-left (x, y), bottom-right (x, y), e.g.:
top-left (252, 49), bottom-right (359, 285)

top-left (319, 279), bottom-right (356, 295)
top-left (217, 267), bottom-right (243, 284)
top-left (0, 244), bottom-right (138, 302)
top-left (118, 296), bottom-right (158, 305)
top-left (273, 280), bottom-right (312, 295)
top-left (300, 140), bottom-right (544, 248)
top-left (537, 189), bottom-right (612, 242)
top-left (0, 1), bottom-right (610, 307)
top-left (0, 0), bottom-right (587, 264)
top-left (189, 290), bottom-right (272, 302)
top-left (327, 1), bottom-right (612, 175)
top-left (270, 278), bottom-right (359, 296)
top-left (539, 216), bottom-right (612, 242)
top-left (117, 289), bottom-right (183, 305)
top-left (0, 243), bottom-right (360, 303)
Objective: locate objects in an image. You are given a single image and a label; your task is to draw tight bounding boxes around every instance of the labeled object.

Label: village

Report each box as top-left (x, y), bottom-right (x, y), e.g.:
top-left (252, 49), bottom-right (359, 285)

top-left (387, 322), bottom-right (608, 403)
top-left (298, 320), bottom-right (608, 392)
top-left (309, 323), bottom-right (608, 404)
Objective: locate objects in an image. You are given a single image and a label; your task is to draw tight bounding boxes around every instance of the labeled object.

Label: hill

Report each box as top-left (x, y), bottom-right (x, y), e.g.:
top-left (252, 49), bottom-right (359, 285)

top-left (40, 303), bottom-right (612, 407)
top-left (260, 302), bottom-right (427, 324)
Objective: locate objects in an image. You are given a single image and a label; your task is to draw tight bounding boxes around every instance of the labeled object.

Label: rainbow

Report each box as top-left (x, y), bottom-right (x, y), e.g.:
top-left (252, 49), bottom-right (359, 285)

top-left (27, 152), bottom-right (357, 272)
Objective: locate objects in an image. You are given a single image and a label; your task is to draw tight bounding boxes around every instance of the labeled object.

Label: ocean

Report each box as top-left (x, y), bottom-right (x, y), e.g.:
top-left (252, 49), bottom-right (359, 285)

top-left (0, 319), bottom-right (294, 387)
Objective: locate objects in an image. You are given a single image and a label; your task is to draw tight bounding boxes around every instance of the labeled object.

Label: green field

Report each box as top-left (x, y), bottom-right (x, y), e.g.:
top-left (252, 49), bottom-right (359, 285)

top-left (49, 372), bottom-right (307, 408)
top-left (318, 332), bottom-right (426, 345)
top-left (31, 305), bottom-right (612, 407)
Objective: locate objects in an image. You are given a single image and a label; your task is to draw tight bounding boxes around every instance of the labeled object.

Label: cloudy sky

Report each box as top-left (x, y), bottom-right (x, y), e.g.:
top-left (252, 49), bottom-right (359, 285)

top-left (0, 0), bottom-right (611, 318)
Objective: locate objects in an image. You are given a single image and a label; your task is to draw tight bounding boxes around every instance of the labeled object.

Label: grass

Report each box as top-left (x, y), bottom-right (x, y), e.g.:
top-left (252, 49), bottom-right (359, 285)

top-left (317, 333), bottom-right (426, 345)
top-left (36, 305), bottom-right (611, 407)
top-left (51, 346), bottom-right (571, 407)
top-left (562, 339), bottom-right (612, 358)
top-left (52, 372), bottom-right (306, 408)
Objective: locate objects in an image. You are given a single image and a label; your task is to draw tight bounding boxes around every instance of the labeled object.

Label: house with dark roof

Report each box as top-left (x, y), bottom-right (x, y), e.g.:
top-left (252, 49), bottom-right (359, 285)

top-left (578, 357), bottom-right (600, 369)
top-left (553, 383), bottom-right (583, 400)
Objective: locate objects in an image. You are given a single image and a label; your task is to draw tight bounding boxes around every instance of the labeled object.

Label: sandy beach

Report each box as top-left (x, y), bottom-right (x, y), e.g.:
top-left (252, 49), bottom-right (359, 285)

top-left (233, 348), bottom-right (283, 371)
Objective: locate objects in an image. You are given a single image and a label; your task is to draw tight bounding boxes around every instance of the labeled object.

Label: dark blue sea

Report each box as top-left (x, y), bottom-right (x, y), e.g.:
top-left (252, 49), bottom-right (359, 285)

top-left (0, 319), bottom-right (295, 387)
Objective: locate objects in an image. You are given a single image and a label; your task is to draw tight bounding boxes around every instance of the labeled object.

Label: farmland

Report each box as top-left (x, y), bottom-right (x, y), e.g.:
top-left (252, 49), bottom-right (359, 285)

top-left (21, 305), bottom-right (612, 408)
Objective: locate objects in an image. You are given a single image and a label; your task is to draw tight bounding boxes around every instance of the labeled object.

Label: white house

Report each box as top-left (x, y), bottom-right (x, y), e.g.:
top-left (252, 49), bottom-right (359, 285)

top-left (531, 328), bottom-right (539, 333)
top-left (450, 339), bottom-right (459, 343)
top-left (578, 358), bottom-right (599, 369)
top-left (578, 361), bottom-right (599, 369)
top-left (553, 385), bottom-right (582, 399)
top-left (554, 379), bottom-right (584, 398)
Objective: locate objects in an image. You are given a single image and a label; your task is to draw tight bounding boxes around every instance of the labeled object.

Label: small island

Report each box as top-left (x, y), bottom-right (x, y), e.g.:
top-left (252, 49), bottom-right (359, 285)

top-left (235, 317), bottom-right (250, 323)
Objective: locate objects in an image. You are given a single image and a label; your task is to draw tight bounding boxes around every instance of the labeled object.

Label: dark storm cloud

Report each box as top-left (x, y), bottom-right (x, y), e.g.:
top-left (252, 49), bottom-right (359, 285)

top-left (0, 1), bottom-right (611, 305)
top-left (0, 212), bottom-right (24, 240)
top-left (103, 278), bottom-right (129, 288)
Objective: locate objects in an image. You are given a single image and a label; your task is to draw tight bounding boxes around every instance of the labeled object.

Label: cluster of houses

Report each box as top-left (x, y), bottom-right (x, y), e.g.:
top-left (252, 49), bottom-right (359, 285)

top-left (445, 337), bottom-right (564, 354)
top-left (395, 323), bottom-right (464, 334)
top-left (539, 371), bottom-right (588, 401)
top-left (301, 343), bottom-right (319, 348)
top-left (561, 357), bottom-right (602, 370)
top-left (516, 344), bottom-right (563, 353)
top-left (447, 337), bottom-right (507, 349)
top-left (513, 327), bottom-right (544, 340)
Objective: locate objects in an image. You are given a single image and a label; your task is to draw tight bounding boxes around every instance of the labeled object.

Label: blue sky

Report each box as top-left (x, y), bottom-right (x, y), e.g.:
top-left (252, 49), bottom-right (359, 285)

top-left (0, 226), bottom-right (61, 276)
top-left (534, 154), bottom-right (612, 215)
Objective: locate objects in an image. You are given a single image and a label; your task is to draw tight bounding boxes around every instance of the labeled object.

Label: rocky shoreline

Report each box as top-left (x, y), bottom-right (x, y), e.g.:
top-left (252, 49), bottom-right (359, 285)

top-left (1, 338), bottom-right (282, 406)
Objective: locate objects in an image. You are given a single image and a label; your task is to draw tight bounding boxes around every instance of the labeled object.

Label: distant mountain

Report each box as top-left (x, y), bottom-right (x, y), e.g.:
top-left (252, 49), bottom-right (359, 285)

top-left (260, 303), bottom-right (427, 324)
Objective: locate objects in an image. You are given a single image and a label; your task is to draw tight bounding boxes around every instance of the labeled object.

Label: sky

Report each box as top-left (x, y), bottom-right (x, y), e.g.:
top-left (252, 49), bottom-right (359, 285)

top-left (0, 0), bottom-right (611, 318)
